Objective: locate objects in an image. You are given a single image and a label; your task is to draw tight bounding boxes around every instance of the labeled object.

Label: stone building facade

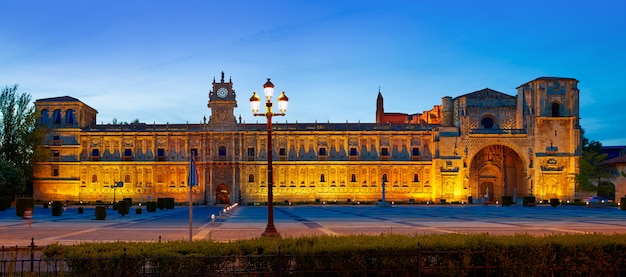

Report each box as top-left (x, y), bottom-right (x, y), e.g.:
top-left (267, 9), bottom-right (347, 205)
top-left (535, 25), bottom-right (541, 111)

top-left (32, 74), bottom-right (581, 205)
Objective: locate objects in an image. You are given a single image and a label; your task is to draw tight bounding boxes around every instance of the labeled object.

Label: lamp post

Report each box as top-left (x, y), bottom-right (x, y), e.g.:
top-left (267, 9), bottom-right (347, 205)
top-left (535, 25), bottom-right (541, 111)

top-left (250, 78), bottom-right (288, 237)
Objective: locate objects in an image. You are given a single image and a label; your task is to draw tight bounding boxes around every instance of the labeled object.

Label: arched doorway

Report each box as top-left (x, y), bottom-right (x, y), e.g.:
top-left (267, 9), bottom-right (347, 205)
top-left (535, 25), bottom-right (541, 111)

top-left (216, 184), bottom-right (230, 204)
top-left (470, 145), bottom-right (526, 202)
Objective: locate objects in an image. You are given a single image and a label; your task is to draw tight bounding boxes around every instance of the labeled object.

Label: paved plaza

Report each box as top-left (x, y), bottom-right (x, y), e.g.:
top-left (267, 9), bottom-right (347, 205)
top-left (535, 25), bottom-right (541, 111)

top-left (2, 203), bottom-right (626, 247)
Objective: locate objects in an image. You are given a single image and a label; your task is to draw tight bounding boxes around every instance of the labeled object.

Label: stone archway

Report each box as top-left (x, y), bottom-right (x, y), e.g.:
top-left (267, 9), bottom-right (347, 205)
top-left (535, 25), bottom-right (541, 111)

top-left (470, 145), bottom-right (526, 202)
top-left (216, 184), bottom-right (230, 205)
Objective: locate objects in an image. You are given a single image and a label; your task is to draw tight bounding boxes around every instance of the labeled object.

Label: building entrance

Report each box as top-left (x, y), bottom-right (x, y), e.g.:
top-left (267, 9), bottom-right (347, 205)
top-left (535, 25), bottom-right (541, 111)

top-left (470, 145), bottom-right (527, 202)
top-left (216, 184), bottom-right (230, 204)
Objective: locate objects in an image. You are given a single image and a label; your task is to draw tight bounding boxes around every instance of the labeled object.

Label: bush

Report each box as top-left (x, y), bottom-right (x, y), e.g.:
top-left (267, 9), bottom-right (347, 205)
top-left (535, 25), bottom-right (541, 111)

top-left (147, 201), bottom-right (157, 212)
top-left (51, 201), bottom-right (63, 216)
top-left (550, 198), bottom-right (560, 208)
top-left (157, 198), bottom-right (166, 210)
top-left (0, 197), bottom-right (10, 211)
top-left (136, 207), bottom-right (142, 214)
top-left (523, 196), bottom-right (536, 206)
top-left (78, 207), bottom-right (84, 214)
top-left (95, 206), bottom-right (107, 220)
top-left (123, 198), bottom-right (133, 207)
top-left (621, 197), bottom-right (626, 210)
top-left (501, 196), bottom-right (513, 206)
top-left (118, 201), bottom-right (130, 216)
top-left (112, 202), bottom-right (119, 211)
top-left (15, 197), bottom-right (34, 217)
top-left (165, 198), bottom-right (175, 209)
top-left (43, 201), bottom-right (49, 209)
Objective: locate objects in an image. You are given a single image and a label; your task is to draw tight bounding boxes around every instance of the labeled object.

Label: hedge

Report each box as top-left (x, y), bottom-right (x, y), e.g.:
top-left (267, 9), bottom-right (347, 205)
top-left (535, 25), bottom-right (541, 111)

top-left (15, 197), bottom-right (34, 217)
top-left (42, 233), bottom-right (626, 276)
top-left (0, 197), bottom-right (10, 211)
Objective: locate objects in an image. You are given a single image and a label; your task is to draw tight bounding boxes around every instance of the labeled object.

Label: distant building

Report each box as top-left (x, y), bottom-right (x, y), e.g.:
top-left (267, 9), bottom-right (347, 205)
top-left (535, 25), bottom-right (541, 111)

top-left (33, 74), bottom-right (582, 205)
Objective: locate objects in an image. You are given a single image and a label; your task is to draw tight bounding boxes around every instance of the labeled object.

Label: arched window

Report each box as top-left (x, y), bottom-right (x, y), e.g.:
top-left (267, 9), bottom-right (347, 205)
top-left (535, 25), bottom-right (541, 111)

top-left (382, 174), bottom-right (388, 183)
top-left (124, 174), bottom-right (131, 183)
top-left (481, 117), bottom-right (494, 129)
top-left (552, 102), bottom-right (560, 117)
top-left (157, 174), bottom-right (164, 184)
top-left (41, 109), bottom-right (49, 124)
top-left (351, 174), bottom-right (357, 182)
top-left (218, 146), bottom-right (227, 156)
top-left (248, 174), bottom-right (255, 182)
top-left (91, 174), bottom-right (98, 183)
top-left (66, 109), bottom-right (76, 124)
top-left (52, 109), bottom-right (62, 124)
top-left (413, 174), bottom-right (419, 182)
top-left (320, 174), bottom-right (325, 182)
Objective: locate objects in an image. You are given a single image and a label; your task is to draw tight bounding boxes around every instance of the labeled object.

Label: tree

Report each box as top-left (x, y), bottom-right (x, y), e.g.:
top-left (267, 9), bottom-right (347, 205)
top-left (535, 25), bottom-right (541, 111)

top-left (0, 85), bottom-right (44, 198)
top-left (575, 134), bottom-right (609, 193)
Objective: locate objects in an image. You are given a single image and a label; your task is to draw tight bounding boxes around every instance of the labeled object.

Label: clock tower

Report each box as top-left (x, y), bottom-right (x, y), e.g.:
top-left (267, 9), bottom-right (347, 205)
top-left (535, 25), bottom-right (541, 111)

top-left (208, 71), bottom-right (238, 127)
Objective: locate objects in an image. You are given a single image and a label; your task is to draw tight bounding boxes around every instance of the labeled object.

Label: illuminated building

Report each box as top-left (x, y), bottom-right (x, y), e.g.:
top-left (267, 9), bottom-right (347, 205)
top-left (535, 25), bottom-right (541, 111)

top-left (33, 73), bottom-right (581, 204)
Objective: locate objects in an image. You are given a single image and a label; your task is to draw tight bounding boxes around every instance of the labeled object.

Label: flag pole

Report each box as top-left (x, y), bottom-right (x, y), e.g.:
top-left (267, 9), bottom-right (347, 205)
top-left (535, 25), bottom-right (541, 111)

top-left (188, 152), bottom-right (197, 243)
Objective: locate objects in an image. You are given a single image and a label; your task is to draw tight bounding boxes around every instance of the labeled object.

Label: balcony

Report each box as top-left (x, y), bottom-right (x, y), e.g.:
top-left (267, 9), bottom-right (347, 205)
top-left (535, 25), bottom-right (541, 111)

top-left (470, 128), bottom-right (526, 135)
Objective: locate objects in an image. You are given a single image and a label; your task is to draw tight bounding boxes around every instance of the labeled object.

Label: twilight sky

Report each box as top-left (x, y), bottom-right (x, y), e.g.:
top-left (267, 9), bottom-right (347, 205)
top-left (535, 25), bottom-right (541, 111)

top-left (1, 1), bottom-right (625, 145)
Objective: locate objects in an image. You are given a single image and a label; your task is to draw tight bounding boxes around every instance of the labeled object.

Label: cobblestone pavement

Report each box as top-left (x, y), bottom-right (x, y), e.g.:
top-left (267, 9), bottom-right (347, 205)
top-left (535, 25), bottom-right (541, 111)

top-left (2, 203), bottom-right (626, 247)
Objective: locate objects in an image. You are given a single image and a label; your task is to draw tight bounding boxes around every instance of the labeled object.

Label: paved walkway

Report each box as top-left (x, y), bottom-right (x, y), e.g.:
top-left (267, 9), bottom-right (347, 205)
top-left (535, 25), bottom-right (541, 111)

top-left (2, 203), bottom-right (626, 246)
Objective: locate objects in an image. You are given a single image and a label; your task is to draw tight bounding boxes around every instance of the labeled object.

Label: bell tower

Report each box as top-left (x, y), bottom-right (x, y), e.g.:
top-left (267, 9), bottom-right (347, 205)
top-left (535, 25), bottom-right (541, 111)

top-left (208, 71), bottom-right (238, 127)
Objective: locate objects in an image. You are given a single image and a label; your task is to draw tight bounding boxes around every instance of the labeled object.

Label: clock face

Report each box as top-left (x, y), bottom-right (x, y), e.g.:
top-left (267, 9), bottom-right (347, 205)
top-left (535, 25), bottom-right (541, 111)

top-left (217, 88), bottom-right (228, 98)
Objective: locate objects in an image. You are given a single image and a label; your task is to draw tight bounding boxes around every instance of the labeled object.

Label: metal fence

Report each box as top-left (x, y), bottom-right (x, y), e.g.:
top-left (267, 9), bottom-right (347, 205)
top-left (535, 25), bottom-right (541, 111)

top-left (2, 243), bottom-right (625, 276)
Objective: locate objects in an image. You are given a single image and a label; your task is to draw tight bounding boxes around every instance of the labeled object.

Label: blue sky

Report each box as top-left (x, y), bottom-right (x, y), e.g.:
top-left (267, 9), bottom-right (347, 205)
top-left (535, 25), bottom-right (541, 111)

top-left (2, 1), bottom-right (625, 145)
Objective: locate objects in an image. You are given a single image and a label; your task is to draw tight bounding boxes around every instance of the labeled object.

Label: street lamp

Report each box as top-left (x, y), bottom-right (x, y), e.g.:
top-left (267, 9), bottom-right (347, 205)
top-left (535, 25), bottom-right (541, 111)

top-left (250, 78), bottom-right (288, 237)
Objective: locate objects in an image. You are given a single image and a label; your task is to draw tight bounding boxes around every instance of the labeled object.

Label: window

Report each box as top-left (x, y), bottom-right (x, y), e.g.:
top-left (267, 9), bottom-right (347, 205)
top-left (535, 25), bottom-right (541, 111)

top-left (51, 150), bottom-right (60, 161)
top-left (318, 147), bottom-right (327, 156)
top-left (320, 174), bottom-right (326, 182)
top-left (248, 174), bottom-right (255, 182)
top-left (413, 174), bottom-right (419, 182)
top-left (351, 174), bottom-right (357, 182)
top-left (65, 109), bottom-right (75, 124)
top-left (124, 174), bottom-right (131, 183)
top-left (412, 147), bottom-right (420, 156)
top-left (381, 147), bottom-right (389, 156)
top-left (247, 147), bottom-right (255, 161)
top-left (123, 149), bottom-right (132, 160)
top-left (218, 146), bottom-right (227, 156)
top-left (552, 102), bottom-right (560, 117)
top-left (157, 148), bottom-right (166, 161)
top-left (41, 109), bottom-right (49, 124)
top-left (349, 147), bottom-right (358, 156)
top-left (53, 110), bottom-right (62, 124)
top-left (91, 174), bottom-right (98, 183)
top-left (279, 148), bottom-right (286, 156)
top-left (191, 148), bottom-right (198, 158)
top-left (91, 149), bottom-right (100, 161)
top-left (481, 117), bottom-right (494, 129)
top-left (52, 166), bottom-right (59, 177)
top-left (382, 174), bottom-right (388, 183)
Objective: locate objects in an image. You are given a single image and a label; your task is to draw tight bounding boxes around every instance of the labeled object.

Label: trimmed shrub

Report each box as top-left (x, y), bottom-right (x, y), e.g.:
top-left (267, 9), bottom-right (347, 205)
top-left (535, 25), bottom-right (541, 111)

top-left (165, 198), bottom-right (175, 209)
top-left (0, 197), bottom-right (10, 211)
top-left (78, 207), bottom-right (84, 214)
top-left (112, 202), bottom-right (119, 211)
top-left (95, 206), bottom-right (107, 220)
top-left (43, 201), bottom-right (49, 209)
top-left (550, 198), bottom-right (560, 208)
top-left (501, 196), bottom-right (513, 206)
top-left (157, 198), bottom-right (166, 210)
top-left (147, 201), bottom-right (157, 212)
top-left (51, 201), bottom-right (63, 216)
top-left (621, 197), bottom-right (626, 210)
top-left (118, 201), bottom-right (130, 216)
top-left (523, 196), bottom-right (536, 206)
top-left (136, 207), bottom-right (142, 214)
top-left (15, 197), bottom-right (34, 218)
top-left (123, 198), bottom-right (133, 207)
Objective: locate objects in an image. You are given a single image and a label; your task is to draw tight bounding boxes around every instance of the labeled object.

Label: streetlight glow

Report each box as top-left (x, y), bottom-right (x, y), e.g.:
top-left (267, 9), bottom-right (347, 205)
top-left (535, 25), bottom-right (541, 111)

top-left (250, 78), bottom-right (289, 238)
